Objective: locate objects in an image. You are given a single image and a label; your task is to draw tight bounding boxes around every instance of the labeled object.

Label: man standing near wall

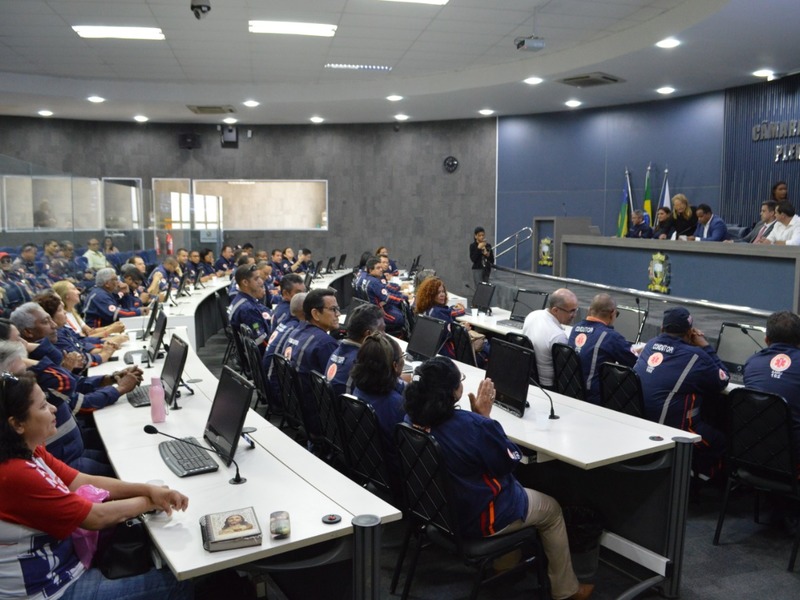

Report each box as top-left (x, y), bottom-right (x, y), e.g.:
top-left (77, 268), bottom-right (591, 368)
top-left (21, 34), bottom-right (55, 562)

top-left (469, 226), bottom-right (494, 289)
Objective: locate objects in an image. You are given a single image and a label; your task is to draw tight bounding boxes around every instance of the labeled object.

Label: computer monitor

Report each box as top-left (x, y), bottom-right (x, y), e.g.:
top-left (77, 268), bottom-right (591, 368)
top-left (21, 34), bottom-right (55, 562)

top-left (337, 254), bottom-right (347, 270)
top-left (161, 334), bottom-right (189, 409)
top-left (140, 299), bottom-right (160, 340)
top-left (175, 269), bottom-right (190, 297)
top-left (408, 255), bottom-right (421, 274)
top-left (615, 305), bottom-right (648, 343)
top-left (406, 315), bottom-right (447, 361)
top-left (509, 289), bottom-right (549, 322)
top-left (146, 312), bottom-right (168, 364)
top-left (303, 271), bottom-right (313, 290)
top-left (324, 256), bottom-right (336, 274)
top-left (313, 260), bottom-right (323, 277)
top-left (485, 338), bottom-right (533, 417)
top-left (471, 282), bottom-right (495, 314)
top-left (716, 322), bottom-right (766, 379)
top-left (203, 366), bottom-right (255, 467)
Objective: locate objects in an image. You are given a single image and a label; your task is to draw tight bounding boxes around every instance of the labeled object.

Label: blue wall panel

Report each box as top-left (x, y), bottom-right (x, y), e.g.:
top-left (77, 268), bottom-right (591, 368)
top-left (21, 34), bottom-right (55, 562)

top-left (497, 93), bottom-right (725, 268)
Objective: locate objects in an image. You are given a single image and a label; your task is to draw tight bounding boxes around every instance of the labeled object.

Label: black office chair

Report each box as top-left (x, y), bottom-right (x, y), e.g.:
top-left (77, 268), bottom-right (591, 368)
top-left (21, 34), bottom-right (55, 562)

top-left (270, 354), bottom-right (308, 442)
top-left (392, 422), bottom-right (547, 600)
top-left (505, 335), bottom-right (540, 386)
top-left (551, 343), bottom-right (586, 400)
top-left (713, 388), bottom-right (800, 571)
top-left (240, 332), bottom-right (275, 418)
top-left (308, 371), bottom-right (346, 467)
top-left (233, 324), bottom-right (252, 380)
top-left (450, 322), bottom-right (477, 367)
top-left (598, 362), bottom-right (645, 418)
top-left (214, 290), bottom-right (236, 367)
top-left (338, 393), bottom-right (394, 497)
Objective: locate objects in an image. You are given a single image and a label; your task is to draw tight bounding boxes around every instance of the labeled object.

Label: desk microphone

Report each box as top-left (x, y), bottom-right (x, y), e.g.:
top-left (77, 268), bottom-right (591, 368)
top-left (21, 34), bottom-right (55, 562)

top-left (740, 326), bottom-right (764, 351)
top-left (143, 425), bottom-right (246, 485)
top-left (530, 374), bottom-right (559, 420)
top-left (635, 297), bottom-right (643, 343)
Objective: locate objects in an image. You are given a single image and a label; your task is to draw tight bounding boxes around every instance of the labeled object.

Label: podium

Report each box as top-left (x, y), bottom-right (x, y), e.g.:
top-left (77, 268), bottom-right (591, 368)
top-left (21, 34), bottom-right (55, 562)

top-left (532, 217), bottom-right (595, 275)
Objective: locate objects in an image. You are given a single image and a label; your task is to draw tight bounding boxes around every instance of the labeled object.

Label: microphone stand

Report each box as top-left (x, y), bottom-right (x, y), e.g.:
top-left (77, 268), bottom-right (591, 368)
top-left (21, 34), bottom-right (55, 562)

top-left (144, 425), bottom-right (246, 484)
top-left (530, 373), bottom-right (559, 420)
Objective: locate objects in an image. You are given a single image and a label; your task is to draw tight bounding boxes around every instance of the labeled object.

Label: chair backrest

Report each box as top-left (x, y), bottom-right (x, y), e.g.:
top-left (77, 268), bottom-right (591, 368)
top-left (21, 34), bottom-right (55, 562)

top-left (727, 388), bottom-right (799, 488)
top-left (271, 354), bottom-right (307, 433)
top-left (395, 422), bottom-right (461, 540)
top-left (551, 342), bottom-right (586, 400)
top-left (450, 322), bottom-right (476, 367)
top-left (339, 394), bottom-right (393, 493)
top-left (241, 332), bottom-right (272, 409)
top-left (505, 333), bottom-right (540, 384)
top-left (599, 362), bottom-right (645, 418)
top-left (309, 371), bottom-right (346, 460)
top-left (233, 324), bottom-right (252, 379)
top-left (214, 290), bottom-right (231, 330)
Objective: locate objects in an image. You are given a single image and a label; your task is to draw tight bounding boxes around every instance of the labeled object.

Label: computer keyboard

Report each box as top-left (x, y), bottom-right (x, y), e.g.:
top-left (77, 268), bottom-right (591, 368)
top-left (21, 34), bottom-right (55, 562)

top-left (158, 437), bottom-right (219, 477)
top-left (496, 319), bottom-right (523, 329)
top-left (126, 385), bottom-right (151, 407)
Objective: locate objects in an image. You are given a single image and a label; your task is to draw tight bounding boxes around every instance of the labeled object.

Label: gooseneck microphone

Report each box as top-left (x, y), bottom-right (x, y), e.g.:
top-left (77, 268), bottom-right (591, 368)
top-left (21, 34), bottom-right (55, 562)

top-left (144, 425), bottom-right (246, 484)
top-left (530, 375), bottom-right (559, 420)
top-left (740, 326), bottom-right (765, 351)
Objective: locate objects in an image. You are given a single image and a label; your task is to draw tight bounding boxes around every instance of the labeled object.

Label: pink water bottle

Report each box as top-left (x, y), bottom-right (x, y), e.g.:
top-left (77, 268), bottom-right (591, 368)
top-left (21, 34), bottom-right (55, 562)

top-left (149, 377), bottom-right (166, 423)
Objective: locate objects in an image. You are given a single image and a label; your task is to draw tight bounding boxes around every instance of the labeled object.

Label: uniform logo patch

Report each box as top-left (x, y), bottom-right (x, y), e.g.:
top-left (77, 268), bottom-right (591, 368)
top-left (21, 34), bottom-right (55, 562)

top-left (326, 363), bottom-right (337, 381)
top-left (647, 352), bottom-right (664, 368)
top-left (575, 333), bottom-right (587, 348)
top-left (262, 312), bottom-right (270, 320)
top-left (719, 369), bottom-right (728, 380)
top-left (283, 346), bottom-right (292, 360)
top-left (770, 354), bottom-right (792, 372)
top-left (108, 304), bottom-right (116, 312)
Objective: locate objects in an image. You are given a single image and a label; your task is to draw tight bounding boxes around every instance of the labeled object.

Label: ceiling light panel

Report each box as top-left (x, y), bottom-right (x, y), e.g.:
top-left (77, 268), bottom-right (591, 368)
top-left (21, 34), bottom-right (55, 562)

top-left (72, 26), bottom-right (165, 41)
top-left (249, 21), bottom-right (337, 37)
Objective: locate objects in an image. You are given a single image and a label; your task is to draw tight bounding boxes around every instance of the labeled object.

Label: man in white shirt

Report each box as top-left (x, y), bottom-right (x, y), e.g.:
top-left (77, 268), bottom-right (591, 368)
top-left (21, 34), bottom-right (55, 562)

top-left (759, 201), bottom-right (800, 246)
top-left (82, 238), bottom-right (110, 271)
top-left (522, 288), bottom-right (579, 388)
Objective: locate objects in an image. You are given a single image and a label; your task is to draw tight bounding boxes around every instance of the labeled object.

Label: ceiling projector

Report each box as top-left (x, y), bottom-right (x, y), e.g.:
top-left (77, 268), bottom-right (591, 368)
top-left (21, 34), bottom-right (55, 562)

top-left (515, 36), bottom-right (545, 51)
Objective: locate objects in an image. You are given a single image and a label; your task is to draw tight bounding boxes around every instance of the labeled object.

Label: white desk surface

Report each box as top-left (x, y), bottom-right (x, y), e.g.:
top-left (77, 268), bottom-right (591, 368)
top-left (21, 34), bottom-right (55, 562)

top-left (93, 322), bottom-right (400, 580)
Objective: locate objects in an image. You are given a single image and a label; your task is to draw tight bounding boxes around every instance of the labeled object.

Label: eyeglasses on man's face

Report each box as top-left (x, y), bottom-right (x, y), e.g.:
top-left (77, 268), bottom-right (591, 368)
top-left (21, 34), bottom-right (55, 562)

top-left (554, 305), bottom-right (578, 315)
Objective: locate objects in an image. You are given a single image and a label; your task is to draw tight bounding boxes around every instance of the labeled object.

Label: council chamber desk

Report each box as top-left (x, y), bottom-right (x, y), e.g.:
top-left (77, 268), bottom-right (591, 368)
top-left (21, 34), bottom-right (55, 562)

top-left (446, 354), bottom-right (699, 599)
top-left (93, 332), bottom-right (400, 584)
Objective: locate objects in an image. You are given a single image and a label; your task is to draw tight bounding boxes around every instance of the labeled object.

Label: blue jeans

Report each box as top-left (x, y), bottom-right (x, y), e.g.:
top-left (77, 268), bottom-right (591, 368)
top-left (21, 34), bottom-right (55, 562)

top-left (60, 566), bottom-right (193, 600)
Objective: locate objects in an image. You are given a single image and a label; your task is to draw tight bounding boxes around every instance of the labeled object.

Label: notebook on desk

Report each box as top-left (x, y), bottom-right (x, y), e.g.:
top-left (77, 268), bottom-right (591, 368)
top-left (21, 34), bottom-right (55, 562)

top-left (496, 289), bottom-right (549, 329)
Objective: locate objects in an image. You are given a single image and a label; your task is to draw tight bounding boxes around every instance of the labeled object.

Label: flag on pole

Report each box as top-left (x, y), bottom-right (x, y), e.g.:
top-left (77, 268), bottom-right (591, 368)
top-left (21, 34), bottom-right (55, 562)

top-left (616, 169), bottom-right (635, 237)
top-left (642, 164), bottom-right (653, 225)
top-left (658, 168), bottom-right (671, 210)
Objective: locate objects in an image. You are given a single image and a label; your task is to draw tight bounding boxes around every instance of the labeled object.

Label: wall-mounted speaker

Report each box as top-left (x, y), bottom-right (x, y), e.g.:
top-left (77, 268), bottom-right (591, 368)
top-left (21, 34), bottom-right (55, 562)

top-left (221, 126), bottom-right (238, 148)
top-left (178, 133), bottom-right (201, 149)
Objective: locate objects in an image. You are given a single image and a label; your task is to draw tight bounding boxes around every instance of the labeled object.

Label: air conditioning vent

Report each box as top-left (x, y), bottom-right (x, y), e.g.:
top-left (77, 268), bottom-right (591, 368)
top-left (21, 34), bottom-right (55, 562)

top-left (187, 105), bottom-right (237, 115)
top-left (558, 72), bottom-right (624, 88)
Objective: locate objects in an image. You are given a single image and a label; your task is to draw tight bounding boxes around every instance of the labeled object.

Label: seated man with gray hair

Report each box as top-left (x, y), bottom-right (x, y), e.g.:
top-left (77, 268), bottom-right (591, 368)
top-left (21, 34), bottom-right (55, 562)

top-left (84, 267), bottom-right (149, 328)
top-left (626, 210), bottom-right (653, 239)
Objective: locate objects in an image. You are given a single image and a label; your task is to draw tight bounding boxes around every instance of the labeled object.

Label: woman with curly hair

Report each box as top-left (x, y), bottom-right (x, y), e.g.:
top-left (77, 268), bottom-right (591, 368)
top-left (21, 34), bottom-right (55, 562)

top-left (670, 194), bottom-right (697, 238)
top-left (414, 277), bottom-right (467, 359)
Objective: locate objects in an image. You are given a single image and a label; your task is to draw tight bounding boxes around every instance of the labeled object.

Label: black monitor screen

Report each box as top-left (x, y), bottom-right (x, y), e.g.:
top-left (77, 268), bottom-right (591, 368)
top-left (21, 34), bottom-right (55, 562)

top-left (204, 367), bottom-right (254, 467)
top-left (161, 334), bottom-right (188, 407)
top-left (510, 289), bottom-right (549, 320)
top-left (325, 257), bottom-right (336, 273)
top-left (406, 315), bottom-right (447, 360)
top-left (716, 322), bottom-right (766, 375)
top-left (337, 254), bottom-right (347, 270)
top-left (175, 269), bottom-right (189, 297)
top-left (471, 282), bottom-right (495, 312)
top-left (486, 338), bottom-right (532, 417)
top-left (304, 272), bottom-right (313, 290)
top-left (141, 300), bottom-right (160, 340)
top-left (615, 306), bottom-right (647, 343)
top-left (147, 312), bottom-right (168, 363)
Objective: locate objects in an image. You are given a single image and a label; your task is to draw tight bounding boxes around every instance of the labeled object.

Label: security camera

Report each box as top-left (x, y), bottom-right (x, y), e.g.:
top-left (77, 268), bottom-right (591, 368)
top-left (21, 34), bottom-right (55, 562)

top-left (191, 0), bottom-right (211, 20)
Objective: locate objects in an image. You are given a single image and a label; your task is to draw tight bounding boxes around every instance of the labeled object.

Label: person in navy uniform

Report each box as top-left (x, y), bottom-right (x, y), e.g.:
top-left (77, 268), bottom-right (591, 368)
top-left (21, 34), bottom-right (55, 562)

top-left (375, 246), bottom-right (399, 277)
top-left (626, 210), bottom-right (653, 239)
top-left (280, 248), bottom-right (296, 274)
top-left (214, 245), bottom-right (235, 274)
top-left (119, 265), bottom-right (148, 310)
top-left (743, 310), bottom-right (800, 463)
top-left (360, 257), bottom-right (406, 334)
top-left (84, 268), bottom-right (148, 328)
top-left (258, 261), bottom-right (279, 309)
top-left (325, 303), bottom-right (385, 396)
top-left (634, 307), bottom-right (730, 477)
top-left (229, 264), bottom-right (271, 354)
top-left (262, 292), bottom-right (306, 409)
top-left (227, 254), bottom-right (256, 301)
top-left (146, 256), bottom-right (180, 300)
top-left (269, 249), bottom-right (285, 282)
top-left (282, 288), bottom-right (340, 439)
top-left (272, 273), bottom-right (306, 329)
top-left (198, 248), bottom-right (218, 277)
top-left (568, 293), bottom-right (638, 405)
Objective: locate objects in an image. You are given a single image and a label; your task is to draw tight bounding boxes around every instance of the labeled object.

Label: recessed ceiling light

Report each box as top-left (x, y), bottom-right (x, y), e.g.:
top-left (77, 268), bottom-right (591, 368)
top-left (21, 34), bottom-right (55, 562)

top-left (656, 37), bottom-right (680, 49)
top-left (87, 96), bottom-right (105, 103)
top-left (379, 0), bottom-right (449, 5)
top-left (656, 86), bottom-right (676, 95)
top-left (479, 109), bottom-right (494, 116)
top-left (325, 63), bottom-right (392, 71)
top-left (753, 69), bottom-right (775, 78)
top-left (386, 95), bottom-right (403, 102)
top-left (243, 100), bottom-right (260, 108)
top-left (249, 21), bottom-right (337, 37)
top-left (133, 115), bottom-right (148, 123)
top-left (394, 114), bottom-right (410, 121)
top-left (38, 110), bottom-right (53, 117)
top-left (523, 77), bottom-right (543, 85)
top-left (223, 117), bottom-right (238, 125)
top-left (565, 100), bottom-right (582, 108)
top-left (72, 26), bottom-right (165, 40)
top-left (310, 116), bottom-right (325, 124)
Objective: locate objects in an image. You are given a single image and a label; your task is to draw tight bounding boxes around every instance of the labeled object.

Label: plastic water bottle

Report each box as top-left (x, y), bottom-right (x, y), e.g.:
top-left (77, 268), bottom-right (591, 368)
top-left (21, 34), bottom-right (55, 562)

top-left (149, 377), bottom-right (166, 423)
